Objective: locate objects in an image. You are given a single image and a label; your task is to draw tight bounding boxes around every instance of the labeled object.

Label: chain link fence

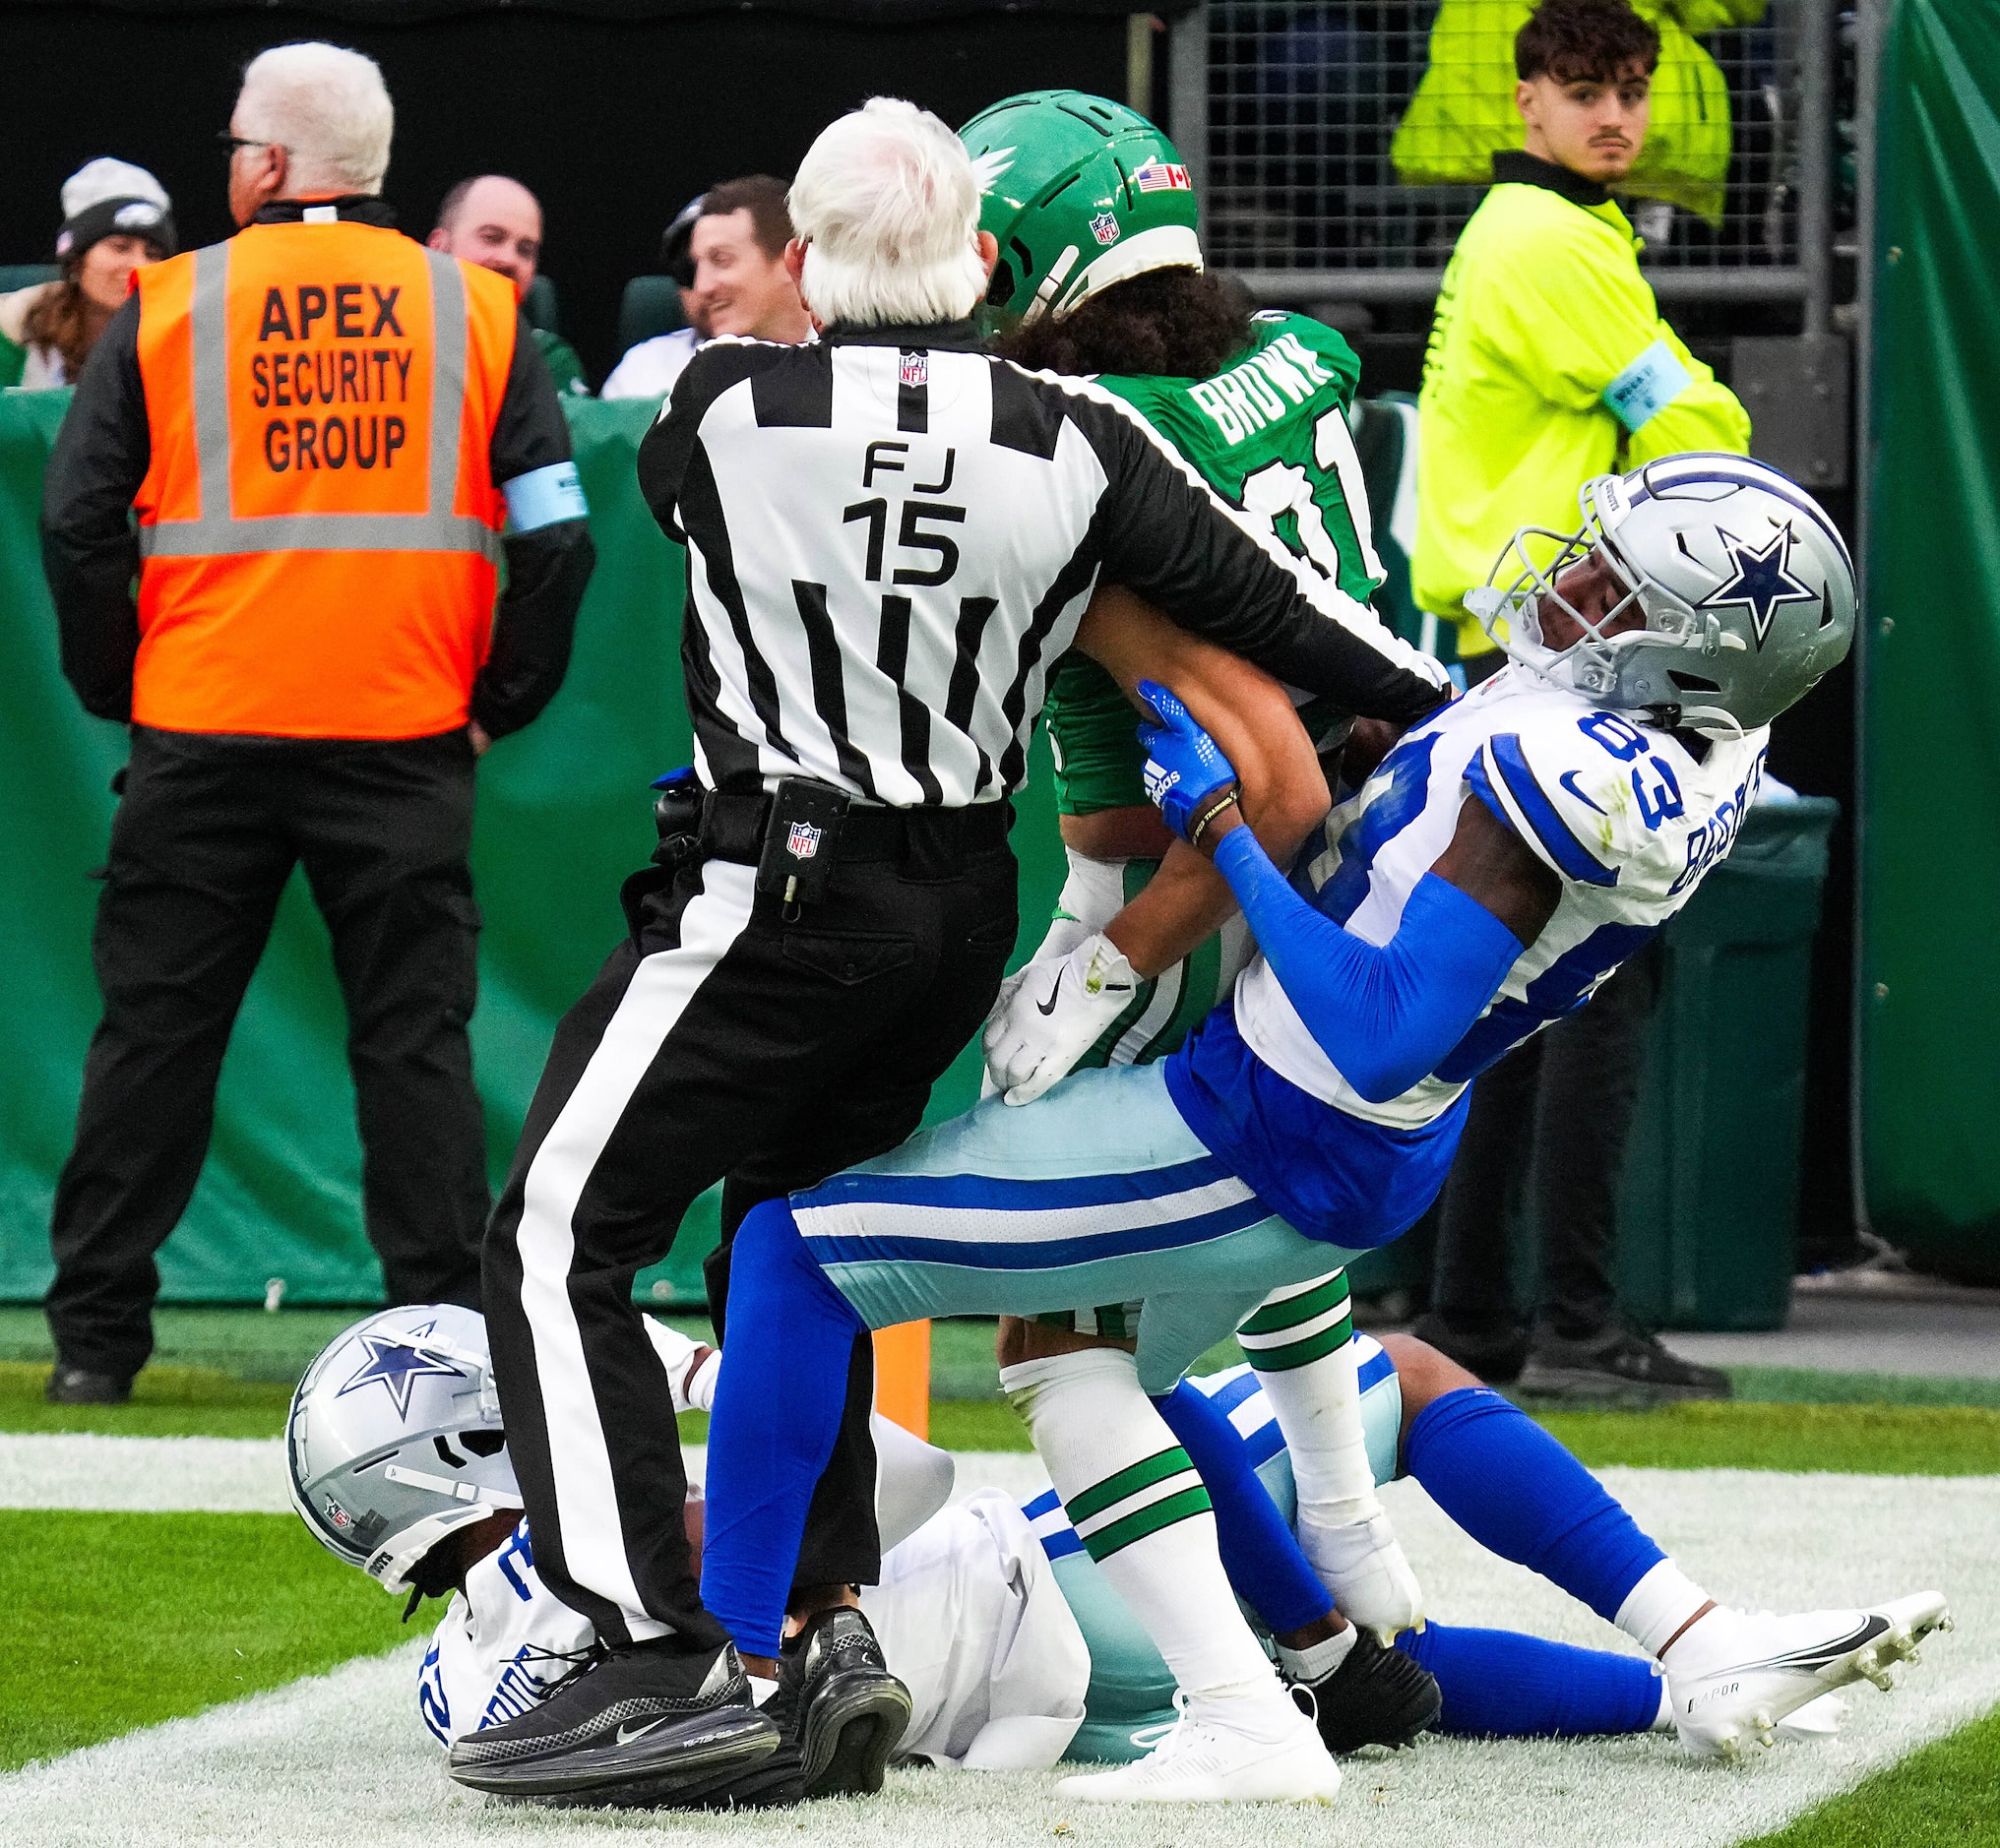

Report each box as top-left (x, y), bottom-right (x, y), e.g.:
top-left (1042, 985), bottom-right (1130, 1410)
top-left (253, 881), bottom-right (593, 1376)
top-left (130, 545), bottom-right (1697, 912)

top-left (1172, 0), bottom-right (1836, 311)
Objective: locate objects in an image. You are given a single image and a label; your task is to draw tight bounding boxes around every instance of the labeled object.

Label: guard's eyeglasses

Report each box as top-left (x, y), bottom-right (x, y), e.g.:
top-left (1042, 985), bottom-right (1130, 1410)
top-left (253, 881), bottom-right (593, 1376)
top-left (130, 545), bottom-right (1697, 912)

top-left (219, 133), bottom-right (281, 155)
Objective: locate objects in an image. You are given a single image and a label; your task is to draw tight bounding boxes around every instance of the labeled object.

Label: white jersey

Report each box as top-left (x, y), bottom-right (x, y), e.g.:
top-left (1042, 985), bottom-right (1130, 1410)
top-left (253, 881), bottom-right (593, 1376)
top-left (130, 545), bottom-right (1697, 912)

top-left (599, 327), bottom-right (702, 400)
top-left (416, 1490), bottom-right (1089, 1768)
top-left (418, 1517), bottom-right (596, 1747)
top-left (1233, 666), bottom-right (1767, 1128)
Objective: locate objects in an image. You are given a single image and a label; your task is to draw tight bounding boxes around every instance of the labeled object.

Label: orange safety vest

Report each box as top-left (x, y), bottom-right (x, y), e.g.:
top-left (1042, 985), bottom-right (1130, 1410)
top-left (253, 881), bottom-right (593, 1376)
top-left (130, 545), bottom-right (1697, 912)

top-left (132, 217), bottom-right (518, 739)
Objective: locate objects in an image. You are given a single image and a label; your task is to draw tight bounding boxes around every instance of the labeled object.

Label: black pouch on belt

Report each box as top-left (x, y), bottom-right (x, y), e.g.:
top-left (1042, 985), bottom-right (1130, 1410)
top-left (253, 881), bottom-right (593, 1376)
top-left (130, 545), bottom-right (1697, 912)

top-left (620, 768), bottom-right (706, 944)
top-left (756, 777), bottom-right (849, 919)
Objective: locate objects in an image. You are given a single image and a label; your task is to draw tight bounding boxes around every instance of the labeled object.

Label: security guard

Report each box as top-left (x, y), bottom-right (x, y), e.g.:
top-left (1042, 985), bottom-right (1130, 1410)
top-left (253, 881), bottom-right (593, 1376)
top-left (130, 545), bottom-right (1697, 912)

top-left (39, 41), bottom-right (595, 1403)
top-left (1409, 0), bottom-right (1744, 1403)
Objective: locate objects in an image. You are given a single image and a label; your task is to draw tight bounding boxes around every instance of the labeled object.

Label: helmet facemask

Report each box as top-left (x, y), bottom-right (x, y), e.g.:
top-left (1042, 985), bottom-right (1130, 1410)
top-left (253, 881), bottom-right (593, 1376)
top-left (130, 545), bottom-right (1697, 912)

top-left (1467, 485), bottom-right (1754, 739)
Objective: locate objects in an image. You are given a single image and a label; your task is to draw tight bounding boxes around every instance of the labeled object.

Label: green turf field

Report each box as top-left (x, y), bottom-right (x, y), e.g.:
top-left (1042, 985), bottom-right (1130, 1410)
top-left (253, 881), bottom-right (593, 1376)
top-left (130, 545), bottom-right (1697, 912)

top-left (11, 1358), bottom-right (2000, 1477)
top-left (0, 1509), bottom-right (406, 1772)
top-left (1738, 1705), bottom-right (2000, 1846)
top-left (7, 1312), bottom-right (1996, 1842)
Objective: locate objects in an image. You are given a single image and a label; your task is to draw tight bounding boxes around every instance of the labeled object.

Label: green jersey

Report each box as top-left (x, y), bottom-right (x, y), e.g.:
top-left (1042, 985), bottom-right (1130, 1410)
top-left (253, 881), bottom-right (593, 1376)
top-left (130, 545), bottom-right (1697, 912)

top-left (1046, 309), bottom-right (1384, 819)
top-left (531, 326), bottom-right (592, 398)
top-left (1036, 310), bottom-right (1386, 1072)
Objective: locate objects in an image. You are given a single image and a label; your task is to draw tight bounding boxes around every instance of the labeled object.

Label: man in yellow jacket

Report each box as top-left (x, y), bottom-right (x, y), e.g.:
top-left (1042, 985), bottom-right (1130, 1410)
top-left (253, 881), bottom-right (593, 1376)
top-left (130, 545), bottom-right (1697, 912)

top-left (1414, 0), bottom-right (1749, 669)
top-left (1411, 0), bottom-right (1746, 1405)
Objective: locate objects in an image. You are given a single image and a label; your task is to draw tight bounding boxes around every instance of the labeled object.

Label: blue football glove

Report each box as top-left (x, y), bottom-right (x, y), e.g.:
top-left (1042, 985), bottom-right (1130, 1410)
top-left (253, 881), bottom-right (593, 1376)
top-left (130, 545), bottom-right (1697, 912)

top-left (1136, 679), bottom-right (1238, 841)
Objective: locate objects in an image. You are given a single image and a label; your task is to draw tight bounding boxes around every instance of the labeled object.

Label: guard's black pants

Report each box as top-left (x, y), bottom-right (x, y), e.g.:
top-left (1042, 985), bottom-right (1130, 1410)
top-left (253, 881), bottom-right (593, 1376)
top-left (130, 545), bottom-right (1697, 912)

top-left (46, 726), bottom-right (489, 1380)
top-left (1427, 942), bottom-right (1665, 1340)
top-left (482, 822), bottom-right (1017, 1650)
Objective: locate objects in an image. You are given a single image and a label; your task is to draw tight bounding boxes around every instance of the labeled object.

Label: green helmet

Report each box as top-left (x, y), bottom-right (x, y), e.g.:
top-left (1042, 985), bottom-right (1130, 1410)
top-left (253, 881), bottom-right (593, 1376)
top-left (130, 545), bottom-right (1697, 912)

top-left (960, 90), bottom-right (1202, 325)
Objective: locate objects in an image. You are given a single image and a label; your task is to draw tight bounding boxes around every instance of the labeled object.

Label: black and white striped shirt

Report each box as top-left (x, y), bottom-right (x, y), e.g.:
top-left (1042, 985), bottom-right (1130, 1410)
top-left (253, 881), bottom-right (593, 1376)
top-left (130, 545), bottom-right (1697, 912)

top-left (639, 320), bottom-right (1446, 806)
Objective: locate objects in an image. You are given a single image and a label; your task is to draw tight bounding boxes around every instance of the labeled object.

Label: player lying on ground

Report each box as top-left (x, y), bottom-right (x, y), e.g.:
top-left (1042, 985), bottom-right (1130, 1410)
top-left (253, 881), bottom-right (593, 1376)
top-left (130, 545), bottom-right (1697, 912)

top-left (527, 455), bottom-right (1934, 1810)
top-left (290, 1306), bottom-right (1906, 1781)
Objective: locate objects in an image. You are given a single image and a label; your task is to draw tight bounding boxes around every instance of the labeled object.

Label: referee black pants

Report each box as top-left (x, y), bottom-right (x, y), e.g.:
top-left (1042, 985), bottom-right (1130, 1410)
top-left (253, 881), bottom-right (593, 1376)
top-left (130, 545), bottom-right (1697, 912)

top-left (46, 726), bottom-right (490, 1382)
top-left (482, 817), bottom-right (1017, 1649)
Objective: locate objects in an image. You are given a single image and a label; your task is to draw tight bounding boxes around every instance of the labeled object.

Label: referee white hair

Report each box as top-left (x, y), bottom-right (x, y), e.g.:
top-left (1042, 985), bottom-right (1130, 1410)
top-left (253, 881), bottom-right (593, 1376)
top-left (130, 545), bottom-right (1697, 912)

top-left (235, 42), bottom-right (395, 197)
top-left (787, 96), bottom-right (993, 328)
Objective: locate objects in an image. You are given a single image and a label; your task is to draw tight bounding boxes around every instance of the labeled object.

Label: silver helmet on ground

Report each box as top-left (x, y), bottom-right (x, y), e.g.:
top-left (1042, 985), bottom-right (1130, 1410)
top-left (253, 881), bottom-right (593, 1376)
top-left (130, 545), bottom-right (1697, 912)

top-left (1467, 452), bottom-right (1856, 734)
top-left (286, 1304), bottom-right (522, 1594)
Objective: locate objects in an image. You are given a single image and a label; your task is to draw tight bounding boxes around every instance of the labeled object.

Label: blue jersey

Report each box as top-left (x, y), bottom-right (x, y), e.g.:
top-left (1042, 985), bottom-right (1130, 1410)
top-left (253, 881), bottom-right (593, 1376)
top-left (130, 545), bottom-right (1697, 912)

top-left (1166, 666), bottom-right (1767, 1241)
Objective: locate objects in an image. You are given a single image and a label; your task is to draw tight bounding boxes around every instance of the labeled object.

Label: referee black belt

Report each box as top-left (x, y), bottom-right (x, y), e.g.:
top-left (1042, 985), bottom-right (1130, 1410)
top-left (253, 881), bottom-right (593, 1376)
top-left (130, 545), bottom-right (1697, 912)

top-left (700, 785), bottom-right (1011, 868)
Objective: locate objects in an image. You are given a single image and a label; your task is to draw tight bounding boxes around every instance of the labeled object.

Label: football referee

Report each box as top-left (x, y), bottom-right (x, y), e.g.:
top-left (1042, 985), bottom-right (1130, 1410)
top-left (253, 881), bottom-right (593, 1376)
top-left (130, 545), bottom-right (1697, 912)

top-left (471, 97), bottom-right (1449, 1810)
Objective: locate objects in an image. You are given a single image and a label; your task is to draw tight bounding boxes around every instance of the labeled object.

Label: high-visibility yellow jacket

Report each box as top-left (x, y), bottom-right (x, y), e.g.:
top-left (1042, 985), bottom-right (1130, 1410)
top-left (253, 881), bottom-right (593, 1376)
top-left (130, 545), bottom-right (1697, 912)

top-left (1391, 0), bottom-right (1767, 225)
top-left (1413, 160), bottom-right (1750, 659)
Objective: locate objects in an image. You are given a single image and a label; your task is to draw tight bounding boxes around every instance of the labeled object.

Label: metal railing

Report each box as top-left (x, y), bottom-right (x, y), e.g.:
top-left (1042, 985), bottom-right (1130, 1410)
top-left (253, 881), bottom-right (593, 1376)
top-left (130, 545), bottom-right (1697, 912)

top-left (1169, 0), bottom-right (1837, 322)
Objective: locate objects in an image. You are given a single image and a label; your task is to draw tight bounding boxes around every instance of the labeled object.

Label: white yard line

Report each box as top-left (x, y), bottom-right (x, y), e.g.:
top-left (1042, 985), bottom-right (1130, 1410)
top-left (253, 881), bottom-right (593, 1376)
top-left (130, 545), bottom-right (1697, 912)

top-left (2, 1467), bottom-right (1994, 1848)
top-left (0, 1433), bottom-right (291, 1512)
top-left (0, 1435), bottom-right (1048, 1516)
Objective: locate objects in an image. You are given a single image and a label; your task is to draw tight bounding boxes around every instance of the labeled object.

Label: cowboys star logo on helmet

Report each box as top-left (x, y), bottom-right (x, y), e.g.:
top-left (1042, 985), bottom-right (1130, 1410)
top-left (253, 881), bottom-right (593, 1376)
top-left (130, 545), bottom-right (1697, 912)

top-left (1696, 524), bottom-right (1819, 648)
top-left (337, 1322), bottom-right (468, 1418)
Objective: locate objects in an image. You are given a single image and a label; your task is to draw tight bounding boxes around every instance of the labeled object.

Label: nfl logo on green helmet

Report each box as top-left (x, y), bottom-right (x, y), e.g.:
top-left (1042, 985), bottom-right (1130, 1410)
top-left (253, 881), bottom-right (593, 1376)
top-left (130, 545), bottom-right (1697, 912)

top-left (960, 90), bottom-right (1203, 325)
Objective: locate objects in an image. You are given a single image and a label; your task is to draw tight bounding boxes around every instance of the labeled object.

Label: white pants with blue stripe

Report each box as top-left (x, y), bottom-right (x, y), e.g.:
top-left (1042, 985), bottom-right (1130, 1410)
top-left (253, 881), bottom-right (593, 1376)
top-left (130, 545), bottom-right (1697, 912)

top-left (791, 1063), bottom-right (1359, 1392)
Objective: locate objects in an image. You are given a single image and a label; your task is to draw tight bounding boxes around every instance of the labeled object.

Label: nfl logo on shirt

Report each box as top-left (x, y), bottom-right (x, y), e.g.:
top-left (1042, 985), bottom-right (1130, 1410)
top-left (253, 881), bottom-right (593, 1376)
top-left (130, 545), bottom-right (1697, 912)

top-left (1091, 211), bottom-right (1121, 246)
top-left (900, 351), bottom-right (928, 390)
top-left (787, 821), bottom-right (823, 861)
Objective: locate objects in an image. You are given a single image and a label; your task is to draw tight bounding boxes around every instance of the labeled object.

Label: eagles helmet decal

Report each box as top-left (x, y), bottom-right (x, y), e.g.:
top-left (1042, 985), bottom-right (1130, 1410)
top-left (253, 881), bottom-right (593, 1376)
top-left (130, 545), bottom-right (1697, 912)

top-left (959, 90), bottom-right (1202, 325)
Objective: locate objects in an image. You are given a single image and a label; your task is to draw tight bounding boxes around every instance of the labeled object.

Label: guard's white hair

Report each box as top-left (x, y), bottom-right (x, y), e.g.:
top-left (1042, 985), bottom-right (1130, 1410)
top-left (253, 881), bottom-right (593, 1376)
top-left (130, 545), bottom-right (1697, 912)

top-left (788, 97), bottom-right (987, 328)
top-left (236, 43), bottom-right (395, 197)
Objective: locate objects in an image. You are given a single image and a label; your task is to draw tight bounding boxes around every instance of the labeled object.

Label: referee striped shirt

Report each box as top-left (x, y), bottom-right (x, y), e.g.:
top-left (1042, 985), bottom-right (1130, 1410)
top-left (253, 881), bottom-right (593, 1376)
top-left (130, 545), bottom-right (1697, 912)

top-left (639, 319), bottom-right (1447, 806)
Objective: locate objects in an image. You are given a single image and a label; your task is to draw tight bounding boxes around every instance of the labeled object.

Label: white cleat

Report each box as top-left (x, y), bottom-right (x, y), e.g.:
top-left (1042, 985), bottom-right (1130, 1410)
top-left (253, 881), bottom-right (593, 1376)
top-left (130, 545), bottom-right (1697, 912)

top-left (1774, 1692), bottom-right (1847, 1741)
top-left (1055, 1692), bottom-right (1342, 1805)
top-left (1666, 1590), bottom-right (1951, 1762)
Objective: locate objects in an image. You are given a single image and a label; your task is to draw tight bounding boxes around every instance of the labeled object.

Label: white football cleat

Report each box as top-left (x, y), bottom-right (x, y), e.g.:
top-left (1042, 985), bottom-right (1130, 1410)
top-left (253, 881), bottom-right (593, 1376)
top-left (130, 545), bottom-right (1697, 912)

top-left (1774, 1692), bottom-right (1846, 1741)
top-left (1055, 1691), bottom-right (1342, 1805)
top-left (1666, 1590), bottom-right (1951, 1761)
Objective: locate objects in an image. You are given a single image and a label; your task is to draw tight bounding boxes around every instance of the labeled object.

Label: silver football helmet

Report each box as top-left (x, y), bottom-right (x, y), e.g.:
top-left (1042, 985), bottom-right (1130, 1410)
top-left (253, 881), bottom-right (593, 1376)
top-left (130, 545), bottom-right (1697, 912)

top-left (1466, 453), bottom-right (1856, 734)
top-left (286, 1304), bottom-right (522, 1594)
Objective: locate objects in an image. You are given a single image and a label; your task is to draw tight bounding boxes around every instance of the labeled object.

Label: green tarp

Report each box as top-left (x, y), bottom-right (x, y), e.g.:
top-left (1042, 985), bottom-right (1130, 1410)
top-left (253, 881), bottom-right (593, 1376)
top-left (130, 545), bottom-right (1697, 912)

top-left (0, 393), bottom-right (1065, 1307)
top-left (1861, 0), bottom-right (2000, 1281)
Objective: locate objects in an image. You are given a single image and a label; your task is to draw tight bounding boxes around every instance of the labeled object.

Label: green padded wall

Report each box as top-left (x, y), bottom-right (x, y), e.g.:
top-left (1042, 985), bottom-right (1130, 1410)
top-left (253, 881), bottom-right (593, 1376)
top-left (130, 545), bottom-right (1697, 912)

top-left (1861, 0), bottom-right (2000, 1280)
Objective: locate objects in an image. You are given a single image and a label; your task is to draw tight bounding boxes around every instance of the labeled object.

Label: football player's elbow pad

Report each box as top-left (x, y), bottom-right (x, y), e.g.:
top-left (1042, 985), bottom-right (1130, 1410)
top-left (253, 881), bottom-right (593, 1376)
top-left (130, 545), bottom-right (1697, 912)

top-left (1211, 833), bottom-right (1521, 1101)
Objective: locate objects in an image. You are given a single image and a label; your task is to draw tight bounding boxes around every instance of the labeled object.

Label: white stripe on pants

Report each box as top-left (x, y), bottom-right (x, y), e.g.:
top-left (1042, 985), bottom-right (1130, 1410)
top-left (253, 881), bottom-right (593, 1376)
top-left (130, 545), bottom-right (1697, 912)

top-left (513, 859), bottom-right (756, 1636)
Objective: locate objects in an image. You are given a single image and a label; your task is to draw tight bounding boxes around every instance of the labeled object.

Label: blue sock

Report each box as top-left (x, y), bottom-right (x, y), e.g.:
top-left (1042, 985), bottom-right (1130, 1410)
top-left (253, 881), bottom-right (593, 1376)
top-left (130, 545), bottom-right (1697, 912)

top-left (699, 1199), bottom-right (868, 1658)
top-left (1404, 1386), bottom-right (1663, 1623)
top-left (1153, 1378), bottom-right (1332, 1637)
top-left (1399, 1623), bottom-right (1663, 1737)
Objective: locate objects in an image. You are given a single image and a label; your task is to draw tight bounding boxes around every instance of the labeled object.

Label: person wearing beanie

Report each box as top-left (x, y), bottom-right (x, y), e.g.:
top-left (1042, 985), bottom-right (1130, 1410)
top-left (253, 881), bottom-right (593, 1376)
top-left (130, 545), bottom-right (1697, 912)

top-left (0, 157), bottom-right (175, 389)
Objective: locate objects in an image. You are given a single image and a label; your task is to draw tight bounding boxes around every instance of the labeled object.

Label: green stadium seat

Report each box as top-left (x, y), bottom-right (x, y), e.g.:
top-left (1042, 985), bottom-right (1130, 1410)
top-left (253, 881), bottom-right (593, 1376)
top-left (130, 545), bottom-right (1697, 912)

top-left (520, 274), bottom-right (562, 335)
top-left (617, 276), bottom-right (688, 356)
top-left (0, 265), bottom-right (59, 294)
top-left (1352, 390), bottom-right (1462, 670)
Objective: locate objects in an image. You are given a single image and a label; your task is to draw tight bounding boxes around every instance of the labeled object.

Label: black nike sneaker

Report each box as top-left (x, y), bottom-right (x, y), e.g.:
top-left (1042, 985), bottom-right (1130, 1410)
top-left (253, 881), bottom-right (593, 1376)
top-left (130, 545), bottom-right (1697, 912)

top-left (1284, 1629), bottom-right (1442, 1755)
top-left (764, 1607), bottom-right (912, 1797)
top-left (1407, 1312), bottom-right (1531, 1386)
top-left (447, 1636), bottom-right (788, 1808)
top-left (1516, 1320), bottom-right (1731, 1405)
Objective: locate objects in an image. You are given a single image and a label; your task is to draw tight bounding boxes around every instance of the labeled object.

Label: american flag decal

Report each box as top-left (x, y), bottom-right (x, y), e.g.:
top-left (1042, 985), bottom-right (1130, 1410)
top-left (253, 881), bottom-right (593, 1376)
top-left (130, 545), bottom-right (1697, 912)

top-left (1133, 159), bottom-right (1193, 193)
